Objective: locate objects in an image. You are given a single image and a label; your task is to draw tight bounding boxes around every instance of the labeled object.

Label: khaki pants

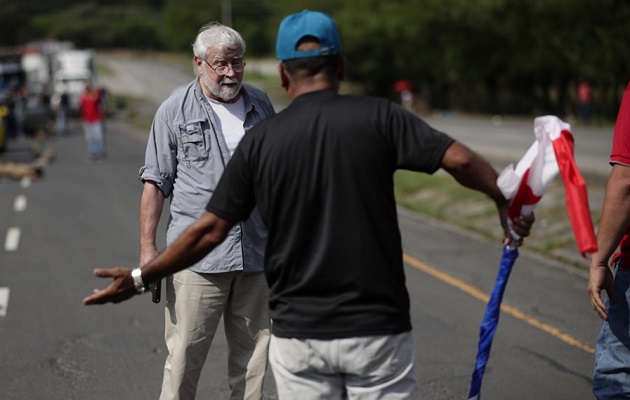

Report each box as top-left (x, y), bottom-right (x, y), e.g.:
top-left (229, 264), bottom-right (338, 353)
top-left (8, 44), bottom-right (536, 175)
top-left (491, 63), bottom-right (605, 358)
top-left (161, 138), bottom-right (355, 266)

top-left (160, 269), bottom-right (270, 400)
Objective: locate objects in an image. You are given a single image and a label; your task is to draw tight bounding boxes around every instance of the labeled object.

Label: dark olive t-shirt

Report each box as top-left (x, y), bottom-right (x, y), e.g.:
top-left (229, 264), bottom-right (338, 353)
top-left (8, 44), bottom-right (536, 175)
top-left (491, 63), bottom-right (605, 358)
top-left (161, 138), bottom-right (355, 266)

top-left (206, 90), bottom-right (454, 338)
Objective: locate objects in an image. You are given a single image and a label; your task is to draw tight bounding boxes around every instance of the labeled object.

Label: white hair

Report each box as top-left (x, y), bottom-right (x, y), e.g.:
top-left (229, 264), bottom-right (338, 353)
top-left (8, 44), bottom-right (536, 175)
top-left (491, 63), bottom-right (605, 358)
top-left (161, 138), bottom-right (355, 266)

top-left (192, 22), bottom-right (246, 60)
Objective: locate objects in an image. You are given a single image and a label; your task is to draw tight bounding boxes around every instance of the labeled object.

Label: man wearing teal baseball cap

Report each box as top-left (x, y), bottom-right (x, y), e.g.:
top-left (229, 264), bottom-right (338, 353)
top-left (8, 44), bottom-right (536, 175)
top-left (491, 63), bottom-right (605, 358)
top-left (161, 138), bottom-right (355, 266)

top-left (84, 10), bottom-right (533, 399)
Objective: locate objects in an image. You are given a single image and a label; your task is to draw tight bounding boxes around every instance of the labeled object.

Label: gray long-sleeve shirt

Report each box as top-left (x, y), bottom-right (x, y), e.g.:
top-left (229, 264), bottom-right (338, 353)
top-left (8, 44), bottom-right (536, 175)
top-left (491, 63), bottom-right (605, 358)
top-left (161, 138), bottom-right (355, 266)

top-left (139, 79), bottom-right (275, 273)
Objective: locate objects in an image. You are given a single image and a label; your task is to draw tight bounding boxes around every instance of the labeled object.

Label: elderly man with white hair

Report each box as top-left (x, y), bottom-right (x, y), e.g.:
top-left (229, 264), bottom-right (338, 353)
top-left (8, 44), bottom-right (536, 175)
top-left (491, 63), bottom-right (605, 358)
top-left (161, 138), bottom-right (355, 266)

top-left (137, 22), bottom-right (274, 400)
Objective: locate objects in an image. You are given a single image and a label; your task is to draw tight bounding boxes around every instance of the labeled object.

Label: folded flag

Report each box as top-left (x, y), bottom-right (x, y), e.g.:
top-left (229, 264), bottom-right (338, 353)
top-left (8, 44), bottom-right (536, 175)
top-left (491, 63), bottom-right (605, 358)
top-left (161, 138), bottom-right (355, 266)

top-left (497, 115), bottom-right (597, 255)
top-left (468, 116), bottom-right (597, 400)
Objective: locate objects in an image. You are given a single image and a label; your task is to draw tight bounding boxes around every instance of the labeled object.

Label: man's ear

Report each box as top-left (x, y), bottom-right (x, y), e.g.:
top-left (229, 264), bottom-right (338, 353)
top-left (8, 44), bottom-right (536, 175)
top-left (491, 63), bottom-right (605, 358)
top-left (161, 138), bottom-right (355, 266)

top-left (193, 56), bottom-right (204, 74)
top-left (278, 64), bottom-right (289, 90)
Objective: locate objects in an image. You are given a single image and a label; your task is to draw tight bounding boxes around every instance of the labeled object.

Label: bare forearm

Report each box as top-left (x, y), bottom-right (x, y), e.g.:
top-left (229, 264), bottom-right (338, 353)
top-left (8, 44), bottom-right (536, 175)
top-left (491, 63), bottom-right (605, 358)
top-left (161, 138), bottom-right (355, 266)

top-left (592, 164), bottom-right (630, 266)
top-left (587, 164), bottom-right (630, 319)
top-left (140, 182), bottom-right (165, 251)
top-left (83, 212), bottom-right (234, 305)
top-left (439, 141), bottom-right (536, 245)
top-left (441, 141), bottom-right (507, 205)
top-left (141, 212), bottom-right (231, 285)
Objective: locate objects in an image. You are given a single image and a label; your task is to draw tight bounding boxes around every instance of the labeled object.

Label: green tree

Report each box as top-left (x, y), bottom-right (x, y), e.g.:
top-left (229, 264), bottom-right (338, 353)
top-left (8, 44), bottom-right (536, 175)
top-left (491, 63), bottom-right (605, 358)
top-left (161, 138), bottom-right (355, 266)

top-left (160, 0), bottom-right (275, 56)
top-left (231, 0), bottom-right (275, 57)
top-left (2, 0), bottom-right (629, 119)
top-left (334, 0), bottom-right (629, 118)
top-left (160, 0), bottom-right (221, 52)
top-left (31, 2), bottom-right (162, 49)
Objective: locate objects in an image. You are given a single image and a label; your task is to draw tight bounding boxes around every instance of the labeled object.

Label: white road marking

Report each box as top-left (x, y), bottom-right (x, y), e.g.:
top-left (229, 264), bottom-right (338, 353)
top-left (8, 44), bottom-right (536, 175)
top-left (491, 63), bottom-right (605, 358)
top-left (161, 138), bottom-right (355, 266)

top-left (20, 177), bottom-right (31, 188)
top-left (5, 227), bottom-right (21, 251)
top-left (0, 288), bottom-right (9, 317)
top-left (14, 195), bottom-right (27, 212)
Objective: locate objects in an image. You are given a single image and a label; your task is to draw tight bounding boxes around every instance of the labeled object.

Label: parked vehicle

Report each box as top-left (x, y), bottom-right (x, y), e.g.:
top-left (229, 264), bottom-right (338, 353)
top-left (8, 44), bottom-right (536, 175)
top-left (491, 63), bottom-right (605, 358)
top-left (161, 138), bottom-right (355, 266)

top-left (21, 46), bottom-right (51, 96)
top-left (22, 93), bottom-right (54, 136)
top-left (53, 50), bottom-right (95, 113)
top-left (0, 50), bottom-right (26, 144)
top-left (0, 50), bottom-right (25, 92)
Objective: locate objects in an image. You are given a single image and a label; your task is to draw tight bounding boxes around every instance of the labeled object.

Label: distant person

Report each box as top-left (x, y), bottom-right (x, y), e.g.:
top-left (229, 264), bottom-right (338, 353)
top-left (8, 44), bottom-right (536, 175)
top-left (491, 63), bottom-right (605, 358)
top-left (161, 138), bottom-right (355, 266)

top-left (18, 88), bottom-right (27, 139)
top-left (83, 10), bottom-right (534, 399)
top-left (394, 79), bottom-right (414, 111)
top-left (137, 22), bottom-right (274, 400)
top-left (51, 87), bottom-right (70, 135)
top-left (5, 87), bottom-right (17, 139)
top-left (578, 81), bottom-right (592, 123)
top-left (588, 80), bottom-right (630, 399)
top-left (97, 86), bottom-right (110, 132)
top-left (97, 86), bottom-right (109, 114)
top-left (79, 82), bottom-right (106, 162)
top-left (10, 86), bottom-right (26, 140)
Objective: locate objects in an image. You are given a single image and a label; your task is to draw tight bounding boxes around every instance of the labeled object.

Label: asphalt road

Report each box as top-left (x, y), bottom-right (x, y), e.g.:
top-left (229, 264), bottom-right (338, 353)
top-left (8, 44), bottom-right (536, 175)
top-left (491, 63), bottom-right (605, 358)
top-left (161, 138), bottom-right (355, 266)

top-left (0, 52), bottom-right (606, 399)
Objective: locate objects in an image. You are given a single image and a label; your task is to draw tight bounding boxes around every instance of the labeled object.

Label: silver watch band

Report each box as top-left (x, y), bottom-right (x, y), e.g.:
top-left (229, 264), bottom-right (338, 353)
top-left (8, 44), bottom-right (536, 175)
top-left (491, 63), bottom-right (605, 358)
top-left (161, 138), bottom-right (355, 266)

top-left (131, 268), bottom-right (149, 294)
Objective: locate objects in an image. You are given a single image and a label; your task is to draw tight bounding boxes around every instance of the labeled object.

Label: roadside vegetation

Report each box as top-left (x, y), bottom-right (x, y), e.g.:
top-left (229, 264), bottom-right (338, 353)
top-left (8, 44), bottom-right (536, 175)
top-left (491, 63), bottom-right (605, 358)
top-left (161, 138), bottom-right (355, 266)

top-left (2, 0), bottom-right (628, 123)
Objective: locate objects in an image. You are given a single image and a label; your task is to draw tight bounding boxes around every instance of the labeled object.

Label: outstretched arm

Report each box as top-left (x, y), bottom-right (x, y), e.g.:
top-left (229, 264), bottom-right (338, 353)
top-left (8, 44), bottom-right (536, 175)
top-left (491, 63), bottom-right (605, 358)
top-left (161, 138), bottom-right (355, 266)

top-left (83, 212), bottom-right (235, 305)
top-left (440, 141), bottom-right (533, 245)
top-left (588, 164), bottom-right (630, 320)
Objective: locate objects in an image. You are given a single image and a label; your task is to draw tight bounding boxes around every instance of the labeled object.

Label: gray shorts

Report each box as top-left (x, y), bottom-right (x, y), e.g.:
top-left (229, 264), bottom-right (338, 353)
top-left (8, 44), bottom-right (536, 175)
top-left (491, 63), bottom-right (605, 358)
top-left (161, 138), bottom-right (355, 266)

top-left (269, 331), bottom-right (420, 400)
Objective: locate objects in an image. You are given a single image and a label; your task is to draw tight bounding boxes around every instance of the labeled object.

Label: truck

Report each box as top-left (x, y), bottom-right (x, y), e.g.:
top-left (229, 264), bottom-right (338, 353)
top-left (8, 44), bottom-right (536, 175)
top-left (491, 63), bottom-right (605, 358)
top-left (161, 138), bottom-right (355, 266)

top-left (21, 40), bottom-right (74, 97)
top-left (0, 49), bottom-right (25, 95)
top-left (53, 49), bottom-right (95, 113)
top-left (0, 50), bottom-right (25, 147)
top-left (21, 46), bottom-right (51, 96)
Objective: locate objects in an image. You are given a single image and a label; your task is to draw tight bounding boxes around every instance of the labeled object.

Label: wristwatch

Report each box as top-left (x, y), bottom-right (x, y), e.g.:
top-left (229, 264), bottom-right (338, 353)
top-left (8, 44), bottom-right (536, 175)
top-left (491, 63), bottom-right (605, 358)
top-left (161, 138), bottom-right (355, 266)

top-left (131, 268), bottom-right (149, 294)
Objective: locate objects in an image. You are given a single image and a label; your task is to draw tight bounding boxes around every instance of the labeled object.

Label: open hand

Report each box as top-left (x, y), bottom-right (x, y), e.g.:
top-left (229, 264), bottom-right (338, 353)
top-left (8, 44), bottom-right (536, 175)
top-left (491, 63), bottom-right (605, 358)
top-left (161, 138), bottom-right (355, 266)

top-left (83, 267), bottom-right (136, 305)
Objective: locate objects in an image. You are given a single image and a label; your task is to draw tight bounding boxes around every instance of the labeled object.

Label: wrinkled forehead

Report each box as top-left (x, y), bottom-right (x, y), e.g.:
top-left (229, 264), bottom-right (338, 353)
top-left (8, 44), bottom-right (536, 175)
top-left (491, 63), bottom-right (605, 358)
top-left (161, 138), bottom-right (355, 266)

top-left (207, 46), bottom-right (243, 62)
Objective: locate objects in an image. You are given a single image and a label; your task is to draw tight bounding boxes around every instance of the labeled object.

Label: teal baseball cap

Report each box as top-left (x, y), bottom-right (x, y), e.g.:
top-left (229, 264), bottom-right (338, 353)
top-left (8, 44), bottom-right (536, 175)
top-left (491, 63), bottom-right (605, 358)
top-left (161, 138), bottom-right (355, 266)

top-left (276, 10), bottom-right (342, 61)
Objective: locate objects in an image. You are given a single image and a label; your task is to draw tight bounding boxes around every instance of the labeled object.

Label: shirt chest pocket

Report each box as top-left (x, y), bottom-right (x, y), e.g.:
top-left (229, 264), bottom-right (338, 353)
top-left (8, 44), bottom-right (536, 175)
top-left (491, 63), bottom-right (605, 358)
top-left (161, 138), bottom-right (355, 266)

top-left (178, 119), bottom-right (210, 161)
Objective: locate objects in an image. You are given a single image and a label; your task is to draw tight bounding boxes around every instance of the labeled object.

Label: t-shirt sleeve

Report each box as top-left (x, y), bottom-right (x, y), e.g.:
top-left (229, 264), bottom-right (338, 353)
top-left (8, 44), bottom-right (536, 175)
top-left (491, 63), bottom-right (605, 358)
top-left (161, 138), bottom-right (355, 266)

top-left (205, 139), bottom-right (256, 222)
top-left (611, 81), bottom-right (630, 166)
top-left (386, 103), bottom-right (455, 173)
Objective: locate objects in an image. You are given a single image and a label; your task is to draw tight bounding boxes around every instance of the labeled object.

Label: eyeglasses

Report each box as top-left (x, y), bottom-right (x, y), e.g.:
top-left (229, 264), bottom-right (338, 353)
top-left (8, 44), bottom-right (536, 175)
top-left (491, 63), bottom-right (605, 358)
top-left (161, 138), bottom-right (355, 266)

top-left (204, 58), bottom-right (246, 75)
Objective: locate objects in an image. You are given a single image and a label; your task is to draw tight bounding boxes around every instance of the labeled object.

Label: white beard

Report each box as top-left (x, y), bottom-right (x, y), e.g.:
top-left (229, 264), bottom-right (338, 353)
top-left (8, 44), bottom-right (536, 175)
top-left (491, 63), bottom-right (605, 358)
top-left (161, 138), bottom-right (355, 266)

top-left (202, 74), bottom-right (242, 101)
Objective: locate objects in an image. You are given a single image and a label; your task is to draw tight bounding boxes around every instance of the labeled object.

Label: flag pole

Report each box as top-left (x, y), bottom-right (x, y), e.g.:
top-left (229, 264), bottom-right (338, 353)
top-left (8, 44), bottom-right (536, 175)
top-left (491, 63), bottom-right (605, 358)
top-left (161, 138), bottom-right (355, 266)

top-left (467, 116), bottom-right (596, 399)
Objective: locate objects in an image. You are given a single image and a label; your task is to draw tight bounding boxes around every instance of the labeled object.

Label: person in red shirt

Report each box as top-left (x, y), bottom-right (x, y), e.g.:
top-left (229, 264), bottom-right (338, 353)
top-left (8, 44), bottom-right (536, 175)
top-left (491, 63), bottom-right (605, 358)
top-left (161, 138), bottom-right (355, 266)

top-left (578, 81), bottom-right (592, 123)
top-left (588, 80), bottom-right (630, 399)
top-left (79, 82), bottom-right (106, 162)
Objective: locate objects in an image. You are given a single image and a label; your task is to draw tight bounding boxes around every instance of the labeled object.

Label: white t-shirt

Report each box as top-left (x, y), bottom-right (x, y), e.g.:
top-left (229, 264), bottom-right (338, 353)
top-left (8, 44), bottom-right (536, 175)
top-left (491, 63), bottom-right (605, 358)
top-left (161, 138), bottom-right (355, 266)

top-left (206, 95), bottom-right (246, 156)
